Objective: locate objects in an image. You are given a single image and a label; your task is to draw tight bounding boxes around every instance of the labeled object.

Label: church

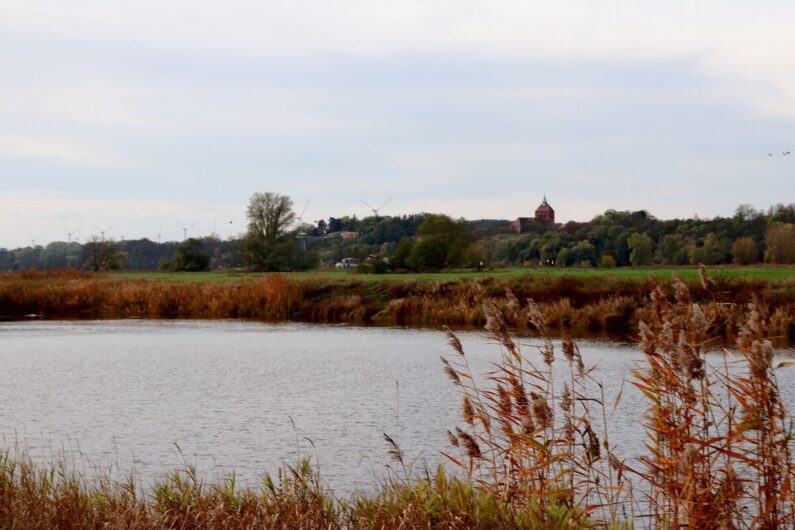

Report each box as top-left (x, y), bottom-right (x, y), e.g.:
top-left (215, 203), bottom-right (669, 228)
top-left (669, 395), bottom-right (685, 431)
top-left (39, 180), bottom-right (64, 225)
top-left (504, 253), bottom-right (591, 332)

top-left (510, 197), bottom-right (556, 233)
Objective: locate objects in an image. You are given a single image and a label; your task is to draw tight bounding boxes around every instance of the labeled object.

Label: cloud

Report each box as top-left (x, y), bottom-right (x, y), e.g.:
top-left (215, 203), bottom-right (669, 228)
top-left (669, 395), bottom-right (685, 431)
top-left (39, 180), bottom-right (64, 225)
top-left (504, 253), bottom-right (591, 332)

top-left (3, 1), bottom-right (794, 101)
top-left (0, 0), bottom-right (792, 248)
top-left (0, 134), bottom-right (112, 165)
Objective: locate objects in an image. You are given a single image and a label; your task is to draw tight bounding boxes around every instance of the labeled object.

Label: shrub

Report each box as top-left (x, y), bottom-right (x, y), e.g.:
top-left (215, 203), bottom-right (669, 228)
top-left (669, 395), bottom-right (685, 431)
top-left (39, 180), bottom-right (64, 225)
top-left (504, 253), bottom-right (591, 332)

top-left (598, 254), bottom-right (616, 268)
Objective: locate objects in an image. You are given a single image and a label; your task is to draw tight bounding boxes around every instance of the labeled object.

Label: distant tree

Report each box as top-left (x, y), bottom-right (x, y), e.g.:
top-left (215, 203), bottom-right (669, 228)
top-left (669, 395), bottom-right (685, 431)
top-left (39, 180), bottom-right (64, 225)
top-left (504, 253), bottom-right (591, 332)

top-left (732, 237), bottom-right (759, 265)
top-left (734, 204), bottom-right (761, 222)
top-left (243, 192), bottom-right (306, 271)
top-left (610, 228), bottom-right (634, 266)
top-left (81, 238), bottom-right (126, 271)
top-left (598, 254), bottom-right (617, 268)
top-left (120, 238), bottom-right (175, 269)
top-left (538, 233), bottom-right (573, 266)
top-left (657, 234), bottom-right (691, 265)
top-left (14, 246), bottom-right (41, 270)
top-left (570, 240), bottom-right (598, 266)
top-left (327, 217), bottom-right (343, 233)
top-left (246, 192), bottom-right (295, 244)
top-left (764, 223), bottom-right (795, 263)
top-left (690, 232), bottom-right (723, 265)
top-left (768, 204), bottom-right (795, 225)
top-left (242, 235), bottom-right (297, 271)
top-left (212, 238), bottom-right (244, 268)
top-left (0, 248), bottom-right (13, 271)
top-left (556, 247), bottom-right (573, 267)
top-left (389, 237), bottom-right (414, 269)
top-left (407, 214), bottom-right (473, 270)
top-left (466, 242), bottom-right (489, 268)
top-left (40, 241), bottom-right (81, 269)
top-left (627, 233), bottom-right (653, 266)
top-left (171, 238), bottom-right (210, 271)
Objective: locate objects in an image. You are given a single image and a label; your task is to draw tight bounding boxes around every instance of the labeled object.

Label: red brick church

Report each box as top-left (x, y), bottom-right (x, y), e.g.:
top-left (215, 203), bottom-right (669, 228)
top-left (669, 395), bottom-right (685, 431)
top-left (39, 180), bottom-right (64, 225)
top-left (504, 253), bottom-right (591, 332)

top-left (510, 196), bottom-right (556, 233)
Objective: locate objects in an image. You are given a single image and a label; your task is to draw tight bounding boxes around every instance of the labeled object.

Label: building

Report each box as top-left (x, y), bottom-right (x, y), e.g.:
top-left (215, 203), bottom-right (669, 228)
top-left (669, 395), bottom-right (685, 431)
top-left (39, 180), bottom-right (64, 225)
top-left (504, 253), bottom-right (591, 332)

top-left (511, 197), bottom-right (556, 233)
top-left (335, 257), bottom-right (360, 268)
top-left (337, 231), bottom-right (359, 241)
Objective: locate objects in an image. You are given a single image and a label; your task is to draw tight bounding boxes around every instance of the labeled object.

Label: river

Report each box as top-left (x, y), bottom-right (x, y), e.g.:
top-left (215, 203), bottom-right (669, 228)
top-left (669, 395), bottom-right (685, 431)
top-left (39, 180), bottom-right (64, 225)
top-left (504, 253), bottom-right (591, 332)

top-left (0, 320), bottom-right (792, 495)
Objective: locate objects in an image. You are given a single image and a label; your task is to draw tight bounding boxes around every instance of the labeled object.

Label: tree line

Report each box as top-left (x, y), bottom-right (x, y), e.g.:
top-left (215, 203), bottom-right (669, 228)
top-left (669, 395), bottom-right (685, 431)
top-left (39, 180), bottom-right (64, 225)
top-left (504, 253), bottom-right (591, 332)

top-left (1, 197), bottom-right (794, 272)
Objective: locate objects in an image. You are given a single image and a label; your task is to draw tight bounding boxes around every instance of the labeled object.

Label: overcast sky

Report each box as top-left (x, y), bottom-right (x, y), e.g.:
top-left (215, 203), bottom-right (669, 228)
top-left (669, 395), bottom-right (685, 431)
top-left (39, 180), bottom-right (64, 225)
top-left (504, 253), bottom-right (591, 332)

top-left (1, 1), bottom-right (794, 247)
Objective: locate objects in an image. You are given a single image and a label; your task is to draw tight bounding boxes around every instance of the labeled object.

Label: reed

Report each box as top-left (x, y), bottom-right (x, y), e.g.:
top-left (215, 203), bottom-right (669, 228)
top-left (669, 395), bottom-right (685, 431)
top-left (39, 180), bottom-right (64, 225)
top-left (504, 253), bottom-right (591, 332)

top-left (2, 271), bottom-right (794, 343)
top-left (434, 268), bottom-right (795, 527)
top-left (631, 271), bottom-right (795, 528)
top-left (0, 451), bottom-right (587, 529)
top-left (439, 296), bottom-right (632, 527)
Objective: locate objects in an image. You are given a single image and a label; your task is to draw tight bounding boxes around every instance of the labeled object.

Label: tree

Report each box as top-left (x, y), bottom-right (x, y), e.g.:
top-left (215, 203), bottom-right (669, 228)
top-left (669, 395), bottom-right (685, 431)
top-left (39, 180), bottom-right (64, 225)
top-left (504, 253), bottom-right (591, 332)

top-left (389, 237), bottom-right (414, 269)
top-left (764, 223), bottom-right (795, 263)
top-left (246, 192), bottom-right (295, 244)
top-left (598, 254), bottom-right (617, 268)
top-left (627, 233), bottom-right (653, 266)
top-left (407, 214), bottom-right (473, 270)
top-left (556, 247), bottom-right (573, 267)
top-left (570, 240), bottom-right (598, 266)
top-left (171, 238), bottom-right (210, 271)
top-left (732, 237), bottom-right (759, 265)
top-left (691, 232), bottom-right (723, 265)
top-left (657, 234), bottom-right (692, 265)
top-left (242, 234), bottom-right (297, 271)
top-left (243, 192), bottom-right (305, 271)
top-left (40, 242), bottom-right (81, 269)
top-left (81, 238), bottom-right (126, 271)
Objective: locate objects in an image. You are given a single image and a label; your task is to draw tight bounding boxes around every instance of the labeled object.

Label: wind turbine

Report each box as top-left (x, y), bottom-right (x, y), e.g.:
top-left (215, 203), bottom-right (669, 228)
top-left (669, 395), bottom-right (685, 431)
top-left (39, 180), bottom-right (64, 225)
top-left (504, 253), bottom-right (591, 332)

top-left (176, 220), bottom-right (197, 241)
top-left (361, 197), bottom-right (392, 219)
top-left (294, 199), bottom-right (311, 254)
top-left (27, 233), bottom-right (40, 248)
top-left (295, 198), bottom-right (311, 232)
top-left (63, 226), bottom-right (81, 243)
top-left (157, 222), bottom-right (163, 243)
top-left (93, 224), bottom-right (113, 242)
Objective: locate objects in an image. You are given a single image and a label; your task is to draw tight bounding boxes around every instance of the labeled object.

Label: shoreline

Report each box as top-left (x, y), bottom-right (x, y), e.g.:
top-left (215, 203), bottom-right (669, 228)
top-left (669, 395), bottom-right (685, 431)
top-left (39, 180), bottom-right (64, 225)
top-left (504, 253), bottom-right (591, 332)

top-left (1, 271), bottom-right (794, 344)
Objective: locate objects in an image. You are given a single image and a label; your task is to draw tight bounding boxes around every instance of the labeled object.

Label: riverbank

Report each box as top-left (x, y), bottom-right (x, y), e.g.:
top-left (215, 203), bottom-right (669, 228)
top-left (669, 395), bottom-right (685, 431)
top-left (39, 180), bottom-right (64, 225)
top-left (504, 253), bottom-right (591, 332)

top-left (0, 272), bottom-right (795, 341)
top-left (1, 268), bottom-right (794, 342)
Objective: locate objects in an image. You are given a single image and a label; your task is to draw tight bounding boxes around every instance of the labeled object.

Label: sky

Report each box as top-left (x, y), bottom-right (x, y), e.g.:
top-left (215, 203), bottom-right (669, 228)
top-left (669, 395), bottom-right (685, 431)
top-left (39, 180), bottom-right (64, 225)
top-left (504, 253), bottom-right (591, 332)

top-left (1, 1), bottom-right (794, 248)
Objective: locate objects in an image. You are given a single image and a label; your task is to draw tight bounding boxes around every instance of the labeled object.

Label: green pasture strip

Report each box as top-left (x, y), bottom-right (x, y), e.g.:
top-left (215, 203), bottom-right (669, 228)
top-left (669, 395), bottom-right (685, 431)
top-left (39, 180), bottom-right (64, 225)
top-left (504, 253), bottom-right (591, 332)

top-left (106, 266), bottom-right (795, 284)
top-left (107, 271), bottom-right (261, 282)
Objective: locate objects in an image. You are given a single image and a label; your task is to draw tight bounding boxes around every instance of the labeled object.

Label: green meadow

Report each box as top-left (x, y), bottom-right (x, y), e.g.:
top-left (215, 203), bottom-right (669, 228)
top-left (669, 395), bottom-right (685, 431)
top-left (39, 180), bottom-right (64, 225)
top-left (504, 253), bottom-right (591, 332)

top-left (109, 265), bottom-right (795, 283)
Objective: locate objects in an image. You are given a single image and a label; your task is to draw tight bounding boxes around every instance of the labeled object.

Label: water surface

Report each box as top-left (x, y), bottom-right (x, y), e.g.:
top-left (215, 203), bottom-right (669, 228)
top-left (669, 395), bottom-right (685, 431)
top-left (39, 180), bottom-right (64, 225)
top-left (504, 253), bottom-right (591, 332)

top-left (0, 320), bottom-right (792, 494)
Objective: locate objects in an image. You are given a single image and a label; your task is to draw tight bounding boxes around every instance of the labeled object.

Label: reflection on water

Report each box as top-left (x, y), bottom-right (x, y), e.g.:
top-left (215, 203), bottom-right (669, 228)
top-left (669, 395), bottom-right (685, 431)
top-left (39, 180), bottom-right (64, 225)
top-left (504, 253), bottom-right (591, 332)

top-left (0, 320), bottom-right (793, 494)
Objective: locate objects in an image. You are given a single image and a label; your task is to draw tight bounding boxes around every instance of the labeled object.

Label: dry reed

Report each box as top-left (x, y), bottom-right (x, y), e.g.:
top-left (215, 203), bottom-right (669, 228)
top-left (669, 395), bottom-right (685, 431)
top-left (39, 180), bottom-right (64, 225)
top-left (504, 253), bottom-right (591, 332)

top-left (2, 272), bottom-right (794, 343)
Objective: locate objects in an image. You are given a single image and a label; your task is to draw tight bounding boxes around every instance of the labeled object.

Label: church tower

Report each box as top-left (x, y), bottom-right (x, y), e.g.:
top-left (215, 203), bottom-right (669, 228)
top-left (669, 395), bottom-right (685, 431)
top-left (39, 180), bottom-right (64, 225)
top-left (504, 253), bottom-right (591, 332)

top-left (534, 196), bottom-right (555, 225)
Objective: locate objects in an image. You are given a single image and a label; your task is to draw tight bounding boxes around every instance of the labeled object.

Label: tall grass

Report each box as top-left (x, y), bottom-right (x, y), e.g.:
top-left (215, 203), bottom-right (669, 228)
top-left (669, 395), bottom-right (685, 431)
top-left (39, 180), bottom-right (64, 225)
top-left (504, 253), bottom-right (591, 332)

top-left (631, 270), bottom-right (795, 528)
top-left (2, 270), bottom-right (794, 343)
top-left (438, 268), bottom-right (795, 527)
top-left (439, 296), bottom-right (631, 527)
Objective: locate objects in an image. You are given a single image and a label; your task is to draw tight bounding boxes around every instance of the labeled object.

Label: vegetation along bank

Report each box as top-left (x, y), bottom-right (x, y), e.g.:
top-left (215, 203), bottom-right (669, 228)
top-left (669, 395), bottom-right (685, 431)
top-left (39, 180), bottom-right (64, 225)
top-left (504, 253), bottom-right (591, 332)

top-left (2, 267), bottom-right (794, 342)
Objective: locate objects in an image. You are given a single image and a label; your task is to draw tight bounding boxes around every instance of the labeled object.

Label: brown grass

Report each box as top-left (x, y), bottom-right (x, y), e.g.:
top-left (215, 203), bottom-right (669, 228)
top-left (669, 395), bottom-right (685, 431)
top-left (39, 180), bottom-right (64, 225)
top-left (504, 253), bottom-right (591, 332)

top-left (2, 271), bottom-right (794, 344)
top-left (438, 269), bottom-right (795, 527)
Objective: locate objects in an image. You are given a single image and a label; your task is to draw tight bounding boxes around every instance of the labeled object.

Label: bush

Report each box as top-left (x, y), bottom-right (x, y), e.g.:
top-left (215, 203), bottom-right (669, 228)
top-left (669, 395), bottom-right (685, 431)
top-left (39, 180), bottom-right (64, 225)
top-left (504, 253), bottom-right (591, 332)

top-left (598, 254), bottom-right (616, 268)
top-left (171, 238), bottom-right (210, 272)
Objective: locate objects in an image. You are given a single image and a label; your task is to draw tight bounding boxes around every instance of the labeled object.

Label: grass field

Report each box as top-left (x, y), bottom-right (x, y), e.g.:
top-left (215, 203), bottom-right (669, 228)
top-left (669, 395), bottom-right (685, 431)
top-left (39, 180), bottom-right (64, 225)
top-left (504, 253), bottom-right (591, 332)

top-left (109, 265), bottom-right (795, 283)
